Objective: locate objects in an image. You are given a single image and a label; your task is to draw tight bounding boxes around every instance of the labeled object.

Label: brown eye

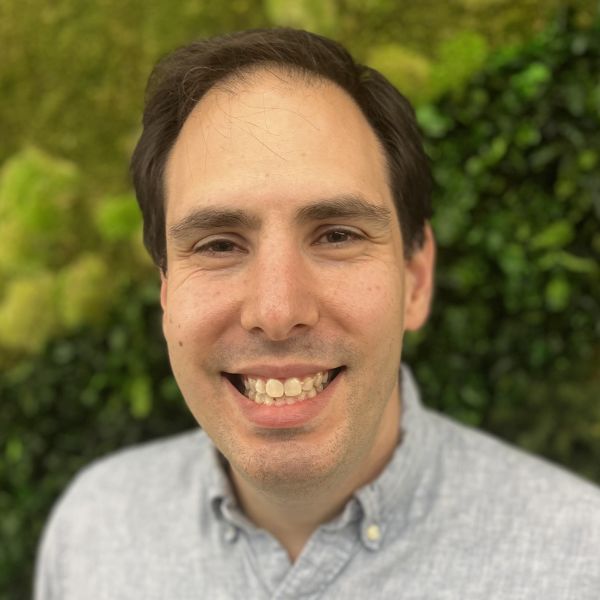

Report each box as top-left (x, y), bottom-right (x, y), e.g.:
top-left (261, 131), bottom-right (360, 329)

top-left (316, 229), bottom-right (363, 245)
top-left (210, 240), bottom-right (235, 252)
top-left (326, 231), bottom-right (350, 243)
top-left (195, 239), bottom-right (238, 255)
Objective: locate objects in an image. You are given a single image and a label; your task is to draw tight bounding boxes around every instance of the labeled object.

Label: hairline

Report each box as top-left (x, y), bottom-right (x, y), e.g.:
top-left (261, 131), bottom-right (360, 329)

top-left (131, 29), bottom-right (432, 273)
top-left (162, 63), bottom-right (398, 242)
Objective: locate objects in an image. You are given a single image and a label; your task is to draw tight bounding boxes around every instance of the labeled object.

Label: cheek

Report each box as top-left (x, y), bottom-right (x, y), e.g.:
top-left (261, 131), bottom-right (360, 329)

top-left (323, 264), bottom-right (404, 337)
top-left (163, 278), bottom-right (238, 349)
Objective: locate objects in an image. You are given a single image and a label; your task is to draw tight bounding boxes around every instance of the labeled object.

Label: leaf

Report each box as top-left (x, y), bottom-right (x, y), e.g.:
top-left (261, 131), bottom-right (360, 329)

top-left (428, 31), bottom-right (489, 99)
top-left (368, 44), bottom-right (431, 103)
top-left (555, 251), bottom-right (598, 274)
top-left (511, 62), bottom-right (551, 99)
top-left (545, 277), bottom-right (571, 312)
top-left (129, 375), bottom-right (152, 419)
top-left (417, 104), bottom-right (453, 138)
top-left (577, 149), bottom-right (598, 171)
top-left (531, 221), bottom-right (574, 250)
top-left (58, 253), bottom-right (115, 330)
top-left (0, 273), bottom-right (59, 354)
top-left (264, 0), bottom-right (337, 34)
top-left (94, 194), bottom-right (142, 242)
top-left (0, 147), bottom-right (78, 221)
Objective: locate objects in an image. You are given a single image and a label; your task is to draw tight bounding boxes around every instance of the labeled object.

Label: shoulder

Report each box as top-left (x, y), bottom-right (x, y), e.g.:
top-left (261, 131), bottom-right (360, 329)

top-left (71, 429), bottom-right (209, 485)
top-left (409, 409), bottom-right (600, 592)
top-left (430, 409), bottom-right (600, 503)
top-left (35, 430), bottom-right (215, 598)
top-left (426, 409), bottom-right (600, 559)
top-left (46, 429), bottom-right (213, 531)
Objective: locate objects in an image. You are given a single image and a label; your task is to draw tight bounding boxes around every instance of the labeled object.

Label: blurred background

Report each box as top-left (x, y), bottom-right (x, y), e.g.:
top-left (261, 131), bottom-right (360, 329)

top-left (1, 0), bottom-right (599, 596)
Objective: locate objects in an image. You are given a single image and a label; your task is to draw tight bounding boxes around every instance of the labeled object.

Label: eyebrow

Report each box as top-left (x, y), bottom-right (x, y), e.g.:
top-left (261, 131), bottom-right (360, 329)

top-left (295, 195), bottom-right (392, 228)
top-left (167, 194), bottom-right (392, 242)
top-left (168, 208), bottom-right (261, 242)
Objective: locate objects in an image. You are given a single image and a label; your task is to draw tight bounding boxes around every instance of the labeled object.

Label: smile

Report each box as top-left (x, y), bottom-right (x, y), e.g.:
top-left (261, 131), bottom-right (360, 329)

top-left (225, 368), bottom-right (343, 406)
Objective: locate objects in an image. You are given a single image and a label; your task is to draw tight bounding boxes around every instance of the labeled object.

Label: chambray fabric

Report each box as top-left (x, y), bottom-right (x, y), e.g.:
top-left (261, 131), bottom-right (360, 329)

top-left (35, 365), bottom-right (600, 599)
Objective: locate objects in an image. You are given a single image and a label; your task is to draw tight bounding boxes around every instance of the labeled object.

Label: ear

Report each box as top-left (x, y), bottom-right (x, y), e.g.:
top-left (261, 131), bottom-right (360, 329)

top-left (160, 270), bottom-right (168, 312)
top-left (159, 271), bottom-right (170, 339)
top-left (403, 223), bottom-right (436, 331)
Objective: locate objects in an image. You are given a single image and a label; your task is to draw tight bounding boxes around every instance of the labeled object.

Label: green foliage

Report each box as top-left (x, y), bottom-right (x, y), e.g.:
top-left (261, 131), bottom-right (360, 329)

top-left (0, 148), bottom-right (80, 277)
top-left (0, 273), bottom-right (59, 354)
top-left (1, 0), bottom-right (590, 187)
top-left (407, 16), bottom-right (600, 482)
top-left (0, 0), bottom-right (270, 190)
top-left (369, 30), bottom-right (491, 104)
top-left (428, 31), bottom-right (490, 99)
top-left (0, 283), bottom-right (193, 598)
top-left (1, 5), bottom-right (600, 599)
top-left (94, 194), bottom-right (143, 243)
top-left (58, 253), bottom-right (117, 329)
top-left (265, 0), bottom-right (338, 35)
top-left (0, 150), bottom-right (152, 365)
top-left (367, 44), bottom-right (432, 103)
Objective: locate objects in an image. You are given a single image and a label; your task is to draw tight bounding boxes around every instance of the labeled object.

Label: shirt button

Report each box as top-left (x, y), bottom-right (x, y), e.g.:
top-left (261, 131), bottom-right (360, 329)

top-left (224, 525), bottom-right (238, 543)
top-left (366, 524), bottom-right (381, 542)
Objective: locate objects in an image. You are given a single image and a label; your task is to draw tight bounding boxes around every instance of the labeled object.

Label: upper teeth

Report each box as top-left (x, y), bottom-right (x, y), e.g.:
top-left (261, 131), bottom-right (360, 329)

top-left (242, 370), bottom-right (331, 405)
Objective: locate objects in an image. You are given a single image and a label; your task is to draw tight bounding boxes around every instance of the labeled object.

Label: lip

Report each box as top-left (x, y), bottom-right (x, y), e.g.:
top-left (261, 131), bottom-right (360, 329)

top-left (228, 363), bottom-right (336, 380)
top-left (223, 368), bottom-right (344, 429)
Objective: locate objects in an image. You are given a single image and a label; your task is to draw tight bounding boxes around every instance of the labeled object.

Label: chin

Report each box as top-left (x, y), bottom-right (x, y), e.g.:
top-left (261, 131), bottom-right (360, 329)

top-left (229, 433), bottom-right (352, 494)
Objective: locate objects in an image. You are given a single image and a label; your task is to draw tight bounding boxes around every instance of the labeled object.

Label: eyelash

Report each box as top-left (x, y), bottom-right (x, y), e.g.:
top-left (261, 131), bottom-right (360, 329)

top-left (193, 228), bottom-right (364, 256)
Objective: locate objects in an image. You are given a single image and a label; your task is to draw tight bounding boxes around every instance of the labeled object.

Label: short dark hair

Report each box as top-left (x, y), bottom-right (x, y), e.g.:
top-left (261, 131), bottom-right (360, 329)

top-left (131, 27), bottom-right (432, 272)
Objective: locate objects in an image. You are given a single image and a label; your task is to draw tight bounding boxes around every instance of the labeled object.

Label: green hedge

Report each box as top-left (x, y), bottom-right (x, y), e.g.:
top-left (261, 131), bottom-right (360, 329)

top-left (0, 283), bottom-right (194, 598)
top-left (0, 149), bottom-right (153, 365)
top-left (410, 17), bottom-right (599, 475)
top-left (2, 15), bottom-right (599, 600)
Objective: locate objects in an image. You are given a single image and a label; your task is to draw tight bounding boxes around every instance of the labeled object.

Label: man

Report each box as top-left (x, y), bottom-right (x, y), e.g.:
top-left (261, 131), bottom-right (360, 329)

top-left (35, 28), bottom-right (600, 599)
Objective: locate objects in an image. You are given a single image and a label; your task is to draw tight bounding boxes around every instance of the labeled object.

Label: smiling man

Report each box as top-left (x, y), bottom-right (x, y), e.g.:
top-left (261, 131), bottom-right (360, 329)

top-left (35, 28), bottom-right (600, 599)
top-left (158, 61), bottom-right (435, 560)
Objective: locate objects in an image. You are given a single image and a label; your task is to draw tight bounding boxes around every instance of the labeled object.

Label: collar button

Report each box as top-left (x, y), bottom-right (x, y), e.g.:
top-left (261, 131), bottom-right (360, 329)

top-left (365, 523), bottom-right (381, 542)
top-left (224, 525), bottom-right (238, 543)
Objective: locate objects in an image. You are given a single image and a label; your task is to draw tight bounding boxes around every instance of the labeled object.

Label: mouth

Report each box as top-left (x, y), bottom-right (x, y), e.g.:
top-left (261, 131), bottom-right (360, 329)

top-left (223, 367), bottom-right (344, 407)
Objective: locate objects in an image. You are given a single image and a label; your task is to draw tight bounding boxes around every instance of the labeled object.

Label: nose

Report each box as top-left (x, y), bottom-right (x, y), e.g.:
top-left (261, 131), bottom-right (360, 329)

top-left (240, 243), bottom-right (319, 341)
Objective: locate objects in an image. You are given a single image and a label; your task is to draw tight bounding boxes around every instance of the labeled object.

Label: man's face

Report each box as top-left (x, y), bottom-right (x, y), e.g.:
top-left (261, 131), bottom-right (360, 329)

top-left (161, 70), bottom-right (433, 495)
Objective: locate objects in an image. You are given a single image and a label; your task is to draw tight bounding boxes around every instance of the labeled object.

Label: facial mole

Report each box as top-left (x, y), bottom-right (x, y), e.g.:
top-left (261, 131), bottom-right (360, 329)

top-left (178, 341), bottom-right (183, 347)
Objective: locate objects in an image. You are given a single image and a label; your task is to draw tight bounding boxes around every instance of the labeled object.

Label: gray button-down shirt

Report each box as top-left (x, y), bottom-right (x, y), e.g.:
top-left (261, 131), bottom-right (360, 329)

top-left (35, 366), bottom-right (600, 599)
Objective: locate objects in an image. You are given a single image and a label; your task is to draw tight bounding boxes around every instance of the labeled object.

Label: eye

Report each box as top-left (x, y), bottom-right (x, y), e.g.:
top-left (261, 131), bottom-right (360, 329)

top-left (315, 228), bottom-right (364, 246)
top-left (193, 238), bottom-right (242, 256)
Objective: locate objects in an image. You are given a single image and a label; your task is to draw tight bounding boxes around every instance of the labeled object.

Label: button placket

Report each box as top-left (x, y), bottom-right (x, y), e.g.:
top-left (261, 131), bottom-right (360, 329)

top-left (356, 484), bottom-right (386, 551)
top-left (272, 526), bottom-right (358, 599)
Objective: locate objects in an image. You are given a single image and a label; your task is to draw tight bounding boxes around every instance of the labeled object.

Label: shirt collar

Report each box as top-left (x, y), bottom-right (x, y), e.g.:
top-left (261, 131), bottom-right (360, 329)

top-left (353, 363), bottom-right (435, 550)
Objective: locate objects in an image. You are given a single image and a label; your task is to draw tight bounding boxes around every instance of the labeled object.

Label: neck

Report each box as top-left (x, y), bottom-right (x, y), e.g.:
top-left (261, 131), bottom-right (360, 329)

top-left (231, 476), bottom-right (350, 561)
top-left (228, 392), bottom-right (401, 562)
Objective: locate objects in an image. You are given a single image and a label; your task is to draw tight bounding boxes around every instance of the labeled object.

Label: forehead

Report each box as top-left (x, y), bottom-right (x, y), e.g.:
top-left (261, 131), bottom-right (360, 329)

top-left (164, 68), bottom-right (393, 222)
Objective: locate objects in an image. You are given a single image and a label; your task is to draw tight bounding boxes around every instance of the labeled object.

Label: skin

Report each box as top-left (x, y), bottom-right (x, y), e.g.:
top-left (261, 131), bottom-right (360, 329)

top-left (161, 68), bottom-right (435, 560)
